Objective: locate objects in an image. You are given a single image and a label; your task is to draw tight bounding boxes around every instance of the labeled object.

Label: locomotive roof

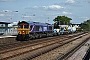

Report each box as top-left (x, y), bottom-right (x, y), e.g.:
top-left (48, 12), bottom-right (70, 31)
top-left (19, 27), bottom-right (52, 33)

top-left (28, 21), bottom-right (52, 26)
top-left (18, 21), bottom-right (53, 26)
top-left (18, 21), bottom-right (29, 25)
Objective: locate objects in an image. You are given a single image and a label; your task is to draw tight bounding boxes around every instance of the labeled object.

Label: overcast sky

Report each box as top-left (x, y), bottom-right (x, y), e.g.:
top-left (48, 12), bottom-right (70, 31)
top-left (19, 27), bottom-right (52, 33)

top-left (0, 0), bottom-right (90, 24)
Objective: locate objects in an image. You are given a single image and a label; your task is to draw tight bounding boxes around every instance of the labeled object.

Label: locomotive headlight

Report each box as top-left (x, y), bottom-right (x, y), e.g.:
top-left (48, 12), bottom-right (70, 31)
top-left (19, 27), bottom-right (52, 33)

top-left (23, 31), bottom-right (24, 32)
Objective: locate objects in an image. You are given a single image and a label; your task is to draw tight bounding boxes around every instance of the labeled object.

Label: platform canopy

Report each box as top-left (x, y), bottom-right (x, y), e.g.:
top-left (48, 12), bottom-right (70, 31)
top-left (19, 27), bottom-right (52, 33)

top-left (0, 22), bottom-right (10, 24)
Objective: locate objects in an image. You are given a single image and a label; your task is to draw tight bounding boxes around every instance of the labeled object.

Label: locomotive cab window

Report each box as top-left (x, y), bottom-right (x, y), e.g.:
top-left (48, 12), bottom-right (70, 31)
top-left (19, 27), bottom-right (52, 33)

top-left (24, 25), bottom-right (29, 28)
top-left (18, 25), bottom-right (23, 28)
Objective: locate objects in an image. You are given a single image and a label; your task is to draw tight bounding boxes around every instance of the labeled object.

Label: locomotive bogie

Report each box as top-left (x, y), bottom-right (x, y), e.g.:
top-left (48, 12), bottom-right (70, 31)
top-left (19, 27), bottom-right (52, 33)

top-left (16, 34), bottom-right (29, 41)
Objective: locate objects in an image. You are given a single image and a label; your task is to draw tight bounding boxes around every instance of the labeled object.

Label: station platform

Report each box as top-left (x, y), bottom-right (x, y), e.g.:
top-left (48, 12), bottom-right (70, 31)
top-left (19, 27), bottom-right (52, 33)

top-left (0, 35), bottom-right (17, 45)
top-left (0, 35), bottom-right (16, 38)
top-left (67, 39), bottom-right (90, 60)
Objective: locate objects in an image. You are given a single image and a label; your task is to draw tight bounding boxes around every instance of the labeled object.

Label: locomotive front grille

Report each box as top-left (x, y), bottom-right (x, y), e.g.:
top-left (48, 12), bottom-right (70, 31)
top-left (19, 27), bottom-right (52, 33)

top-left (18, 29), bottom-right (30, 35)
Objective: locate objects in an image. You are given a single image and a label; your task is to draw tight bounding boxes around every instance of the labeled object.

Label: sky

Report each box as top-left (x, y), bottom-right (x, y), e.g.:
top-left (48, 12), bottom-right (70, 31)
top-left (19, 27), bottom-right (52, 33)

top-left (0, 0), bottom-right (90, 24)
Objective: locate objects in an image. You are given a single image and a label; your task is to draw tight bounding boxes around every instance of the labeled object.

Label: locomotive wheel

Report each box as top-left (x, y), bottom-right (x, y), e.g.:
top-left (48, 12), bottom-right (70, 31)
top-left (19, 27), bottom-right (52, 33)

top-left (32, 34), bottom-right (35, 39)
top-left (35, 33), bottom-right (39, 39)
top-left (25, 34), bottom-right (29, 41)
top-left (51, 33), bottom-right (54, 36)
top-left (46, 33), bottom-right (49, 37)
top-left (29, 35), bottom-right (33, 40)
top-left (39, 34), bottom-right (42, 38)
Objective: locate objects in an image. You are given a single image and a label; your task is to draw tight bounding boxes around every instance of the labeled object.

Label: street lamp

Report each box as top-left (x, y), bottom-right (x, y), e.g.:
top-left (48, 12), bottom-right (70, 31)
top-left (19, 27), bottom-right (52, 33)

top-left (4, 10), bottom-right (18, 22)
top-left (4, 10), bottom-right (18, 13)
top-left (14, 11), bottom-right (18, 12)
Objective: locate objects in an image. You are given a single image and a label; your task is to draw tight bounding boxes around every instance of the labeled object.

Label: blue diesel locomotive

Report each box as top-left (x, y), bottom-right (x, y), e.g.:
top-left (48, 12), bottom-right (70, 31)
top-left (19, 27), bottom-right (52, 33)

top-left (16, 21), bottom-right (54, 41)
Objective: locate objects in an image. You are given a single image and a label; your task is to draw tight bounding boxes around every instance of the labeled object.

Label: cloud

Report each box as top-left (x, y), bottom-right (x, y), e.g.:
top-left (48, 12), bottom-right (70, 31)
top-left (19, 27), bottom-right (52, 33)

top-left (62, 11), bottom-right (72, 14)
top-left (0, 13), bottom-right (14, 17)
top-left (66, 0), bottom-right (75, 3)
top-left (79, 16), bottom-right (88, 19)
top-left (0, 14), bottom-right (5, 16)
top-left (32, 6), bottom-right (38, 9)
top-left (0, 0), bottom-right (16, 2)
top-left (23, 16), bottom-right (33, 18)
top-left (62, 0), bottom-right (82, 7)
top-left (79, 16), bottom-right (89, 20)
top-left (25, 6), bottom-right (39, 9)
top-left (42, 5), bottom-right (64, 10)
top-left (25, 5), bottom-right (65, 11)
top-left (6, 14), bottom-right (14, 16)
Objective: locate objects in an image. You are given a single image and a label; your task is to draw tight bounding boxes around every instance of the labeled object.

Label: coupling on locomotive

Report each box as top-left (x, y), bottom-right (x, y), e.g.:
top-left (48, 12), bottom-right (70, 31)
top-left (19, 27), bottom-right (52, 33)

top-left (16, 21), bottom-right (78, 41)
top-left (16, 21), bottom-right (54, 41)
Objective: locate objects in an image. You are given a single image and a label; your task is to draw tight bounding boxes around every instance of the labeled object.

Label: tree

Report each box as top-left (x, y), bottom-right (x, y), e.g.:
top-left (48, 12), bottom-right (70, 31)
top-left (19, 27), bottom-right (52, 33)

top-left (81, 19), bottom-right (90, 31)
top-left (53, 16), bottom-right (72, 28)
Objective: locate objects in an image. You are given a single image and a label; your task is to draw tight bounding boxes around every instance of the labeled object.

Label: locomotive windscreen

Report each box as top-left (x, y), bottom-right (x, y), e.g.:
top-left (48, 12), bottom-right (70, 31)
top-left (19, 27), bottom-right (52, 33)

top-left (18, 25), bottom-right (23, 28)
top-left (24, 25), bottom-right (29, 28)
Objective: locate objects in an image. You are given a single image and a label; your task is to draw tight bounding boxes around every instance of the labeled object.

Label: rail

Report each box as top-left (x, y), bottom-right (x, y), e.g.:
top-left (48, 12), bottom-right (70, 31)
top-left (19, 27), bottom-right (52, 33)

top-left (0, 32), bottom-right (88, 60)
top-left (57, 36), bottom-right (90, 60)
top-left (83, 47), bottom-right (90, 60)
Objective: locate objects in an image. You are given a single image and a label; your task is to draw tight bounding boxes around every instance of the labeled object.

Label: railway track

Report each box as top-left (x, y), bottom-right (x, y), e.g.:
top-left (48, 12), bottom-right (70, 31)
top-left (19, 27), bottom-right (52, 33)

top-left (23, 32), bottom-right (89, 60)
top-left (0, 32), bottom-right (87, 60)
top-left (57, 34), bottom-right (90, 60)
top-left (0, 32), bottom-right (84, 51)
top-left (0, 32), bottom-right (82, 52)
top-left (0, 35), bottom-right (68, 52)
top-left (0, 36), bottom-right (70, 60)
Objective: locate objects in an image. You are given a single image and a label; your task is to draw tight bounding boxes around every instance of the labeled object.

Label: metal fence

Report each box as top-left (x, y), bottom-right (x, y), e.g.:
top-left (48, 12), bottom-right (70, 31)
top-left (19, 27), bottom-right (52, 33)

top-left (0, 28), bottom-right (18, 36)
